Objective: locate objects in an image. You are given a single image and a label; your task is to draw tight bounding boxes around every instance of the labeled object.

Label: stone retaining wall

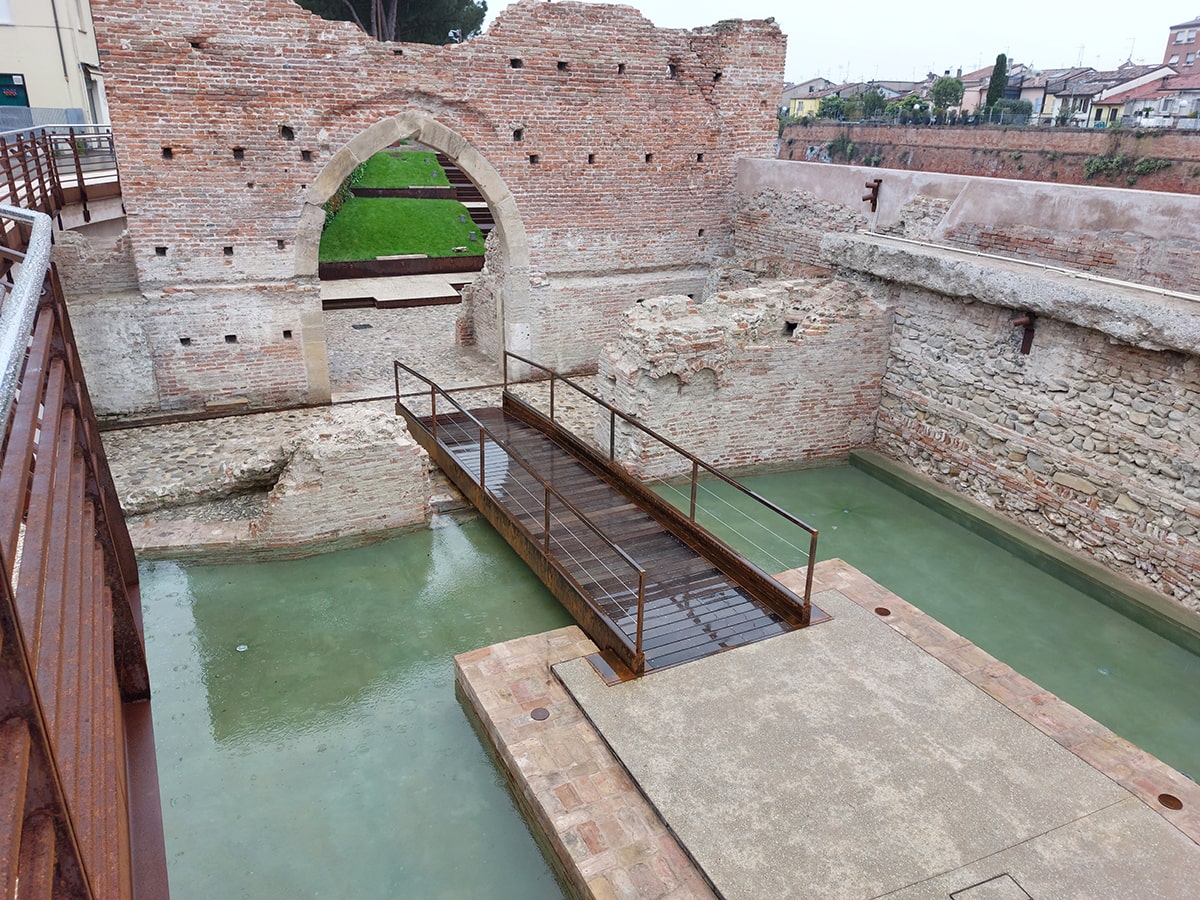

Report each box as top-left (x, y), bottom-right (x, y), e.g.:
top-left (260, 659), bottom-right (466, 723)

top-left (779, 122), bottom-right (1200, 193)
top-left (735, 159), bottom-right (1200, 294)
top-left (715, 161), bottom-right (1200, 610)
top-left (876, 287), bottom-right (1198, 609)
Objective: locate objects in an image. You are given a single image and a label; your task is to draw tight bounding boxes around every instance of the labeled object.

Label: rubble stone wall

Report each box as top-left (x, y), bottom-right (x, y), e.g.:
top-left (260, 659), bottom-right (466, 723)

top-left (251, 405), bottom-right (431, 550)
top-left (598, 279), bottom-right (892, 478)
top-left (876, 287), bottom-right (1199, 610)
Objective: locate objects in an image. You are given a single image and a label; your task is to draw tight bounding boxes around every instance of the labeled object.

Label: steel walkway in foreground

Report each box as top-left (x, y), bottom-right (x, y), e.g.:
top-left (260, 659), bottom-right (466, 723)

top-left (395, 355), bottom-right (822, 677)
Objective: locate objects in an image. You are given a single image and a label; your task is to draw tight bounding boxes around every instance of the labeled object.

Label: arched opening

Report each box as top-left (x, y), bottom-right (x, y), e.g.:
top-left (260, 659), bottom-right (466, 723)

top-left (296, 112), bottom-right (530, 398)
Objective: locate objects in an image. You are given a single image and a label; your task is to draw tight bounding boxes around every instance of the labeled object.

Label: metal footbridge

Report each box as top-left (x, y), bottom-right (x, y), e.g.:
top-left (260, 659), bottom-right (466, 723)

top-left (394, 353), bottom-right (823, 678)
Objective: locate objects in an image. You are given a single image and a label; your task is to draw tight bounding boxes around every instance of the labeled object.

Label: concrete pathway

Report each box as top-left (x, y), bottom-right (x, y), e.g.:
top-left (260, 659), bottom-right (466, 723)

top-left (455, 560), bottom-right (1200, 898)
top-left (530, 561), bottom-right (1200, 898)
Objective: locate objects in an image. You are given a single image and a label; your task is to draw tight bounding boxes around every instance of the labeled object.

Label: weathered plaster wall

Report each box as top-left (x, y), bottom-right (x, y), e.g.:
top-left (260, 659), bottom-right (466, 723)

top-left (779, 122), bottom-right (1200, 194)
top-left (736, 159), bottom-right (1200, 294)
top-left (724, 160), bottom-right (1200, 610)
top-left (599, 279), bottom-right (892, 478)
top-left (91, 0), bottom-right (784, 412)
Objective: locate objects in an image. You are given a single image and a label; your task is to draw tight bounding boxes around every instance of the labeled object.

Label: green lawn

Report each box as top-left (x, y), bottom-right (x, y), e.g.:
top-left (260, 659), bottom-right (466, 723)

top-left (318, 197), bottom-right (484, 262)
top-left (356, 150), bottom-right (450, 188)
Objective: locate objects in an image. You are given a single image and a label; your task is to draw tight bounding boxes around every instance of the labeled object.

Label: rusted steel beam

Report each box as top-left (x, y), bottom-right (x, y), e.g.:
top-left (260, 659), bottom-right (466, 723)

top-left (0, 548), bottom-right (93, 897)
top-left (14, 361), bottom-right (67, 662)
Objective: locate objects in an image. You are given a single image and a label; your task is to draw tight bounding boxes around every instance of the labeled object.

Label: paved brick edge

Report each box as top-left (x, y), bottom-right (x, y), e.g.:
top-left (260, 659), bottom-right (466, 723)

top-left (454, 627), bottom-right (716, 899)
top-left (788, 559), bottom-right (1200, 847)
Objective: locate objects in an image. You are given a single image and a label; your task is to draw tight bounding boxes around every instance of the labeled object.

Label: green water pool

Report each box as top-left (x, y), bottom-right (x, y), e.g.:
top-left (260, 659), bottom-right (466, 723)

top-left (142, 463), bottom-right (1200, 898)
top-left (141, 517), bottom-right (571, 900)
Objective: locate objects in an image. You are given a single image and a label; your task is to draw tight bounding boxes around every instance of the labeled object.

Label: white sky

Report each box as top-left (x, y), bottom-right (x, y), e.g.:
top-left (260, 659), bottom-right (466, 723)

top-left (482, 0), bottom-right (1193, 84)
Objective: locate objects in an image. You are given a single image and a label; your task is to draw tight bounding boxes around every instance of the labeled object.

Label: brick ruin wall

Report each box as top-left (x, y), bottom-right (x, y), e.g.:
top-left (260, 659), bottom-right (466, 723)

top-left (604, 159), bottom-right (1198, 610)
top-left (780, 122), bottom-right (1200, 194)
top-left (89, 0), bottom-right (784, 414)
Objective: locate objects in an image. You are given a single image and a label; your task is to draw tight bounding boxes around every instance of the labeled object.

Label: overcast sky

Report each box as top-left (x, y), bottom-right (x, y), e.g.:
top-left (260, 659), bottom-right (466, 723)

top-left (483, 0), bottom-right (1192, 83)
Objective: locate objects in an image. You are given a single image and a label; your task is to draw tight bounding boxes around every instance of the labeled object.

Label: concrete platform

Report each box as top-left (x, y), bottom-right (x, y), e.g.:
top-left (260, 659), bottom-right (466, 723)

top-left (319, 274), bottom-right (462, 307)
top-left (458, 559), bottom-right (1200, 899)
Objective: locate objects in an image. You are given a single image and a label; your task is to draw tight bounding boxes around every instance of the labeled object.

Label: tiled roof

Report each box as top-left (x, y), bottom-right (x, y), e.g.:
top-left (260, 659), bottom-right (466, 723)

top-left (1100, 81), bottom-right (1169, 105)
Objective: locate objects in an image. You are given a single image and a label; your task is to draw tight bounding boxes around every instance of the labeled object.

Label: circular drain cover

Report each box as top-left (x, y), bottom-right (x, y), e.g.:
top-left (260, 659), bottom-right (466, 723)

top-left (530, 707), bottom-right (550, 721)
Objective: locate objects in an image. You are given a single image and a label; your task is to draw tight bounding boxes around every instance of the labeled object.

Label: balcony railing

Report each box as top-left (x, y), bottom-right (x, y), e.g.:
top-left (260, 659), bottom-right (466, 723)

top-left (1, 197), bottom-right (166, 894)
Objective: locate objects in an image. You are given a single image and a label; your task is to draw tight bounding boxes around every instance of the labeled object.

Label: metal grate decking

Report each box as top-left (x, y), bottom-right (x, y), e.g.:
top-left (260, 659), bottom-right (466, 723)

top-left (397, 358), bottom-right (822, 678)
top-left (431, 408), bottom-right (795, 671)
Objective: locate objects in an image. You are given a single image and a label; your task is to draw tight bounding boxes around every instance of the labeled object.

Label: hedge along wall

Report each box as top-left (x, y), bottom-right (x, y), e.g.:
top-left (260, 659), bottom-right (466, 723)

top-left (779, 122), bottom-right (1200, 194)
top-left (90, 0), bottom-right (785, 414)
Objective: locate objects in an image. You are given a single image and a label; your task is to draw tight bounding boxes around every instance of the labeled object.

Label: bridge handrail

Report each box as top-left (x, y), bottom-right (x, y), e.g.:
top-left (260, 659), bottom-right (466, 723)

top-left (504, 351), bottom-right (819, 610)
top-left (1, 199), bottom-right (167, 894)
top-left (0, 205), bottom-right (50, 438)
top-left (393, 360), bottom-right (650, 670)
top-left (0, 125), bottom-right (119, 230)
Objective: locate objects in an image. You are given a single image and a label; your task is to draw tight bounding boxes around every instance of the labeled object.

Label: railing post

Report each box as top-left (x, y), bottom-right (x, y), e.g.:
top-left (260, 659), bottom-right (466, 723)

top-left (503, 351), bottom-right (509, 390)
top-left (66, 127), bottom-right (90, 223)
top-left (609, 409), bottom-right (616, 461)
top-left (690, 460), bottom-right (699, 521)
top-left (803, 531), bottom-right (818, 626)
top-left (543, 485), bottom-right (551, 552)
top-left (478, 424), bottom-right (486, 486)
top-left (633, 571), bottom-right (646, 675)
top-left (549, 372), bottom-right (555, 422)
top-left (430, 386), bottom-right (437, 441)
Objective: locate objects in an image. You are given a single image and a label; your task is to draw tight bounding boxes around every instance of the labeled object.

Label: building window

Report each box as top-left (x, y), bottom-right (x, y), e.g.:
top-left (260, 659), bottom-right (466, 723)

top-left (1189, 30), bottom-right (1198, 41)
top-left (0, 0), bottom-right (11, 24)
top-left (1176, 31), bottom-right (1187, 43)
top-left (1188, 53), bottom-right (1196, 66)
top-left (1170, 55), bottom-right (1180, 64)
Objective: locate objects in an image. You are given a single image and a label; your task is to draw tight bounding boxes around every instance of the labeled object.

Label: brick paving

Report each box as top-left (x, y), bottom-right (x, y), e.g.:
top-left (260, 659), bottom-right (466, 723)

top-left (457, 559), bottom-right (1199, 900)
top-left (454, 628), bottom-right (717, 900)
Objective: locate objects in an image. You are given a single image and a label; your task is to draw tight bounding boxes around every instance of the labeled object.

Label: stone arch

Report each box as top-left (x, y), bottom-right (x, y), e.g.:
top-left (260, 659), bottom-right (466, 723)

top-left (296, 111), bottom-right (531, 368)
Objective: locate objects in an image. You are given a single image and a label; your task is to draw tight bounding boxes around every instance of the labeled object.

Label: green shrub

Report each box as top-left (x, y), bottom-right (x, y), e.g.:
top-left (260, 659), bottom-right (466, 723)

top-left (1132, 156), bottom-right (1172, 176)
top-left (322, 162), bottom-right (366, 227)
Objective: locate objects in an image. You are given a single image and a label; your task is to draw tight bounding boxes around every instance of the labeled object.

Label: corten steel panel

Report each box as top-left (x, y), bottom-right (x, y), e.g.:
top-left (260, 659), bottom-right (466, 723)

top-left (1, 215), bottom-right (165, 894)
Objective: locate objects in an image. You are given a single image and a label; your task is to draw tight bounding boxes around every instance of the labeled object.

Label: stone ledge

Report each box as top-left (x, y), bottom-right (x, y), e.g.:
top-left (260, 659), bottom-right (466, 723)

top-left (821, 231), bottom-right (1200, 355)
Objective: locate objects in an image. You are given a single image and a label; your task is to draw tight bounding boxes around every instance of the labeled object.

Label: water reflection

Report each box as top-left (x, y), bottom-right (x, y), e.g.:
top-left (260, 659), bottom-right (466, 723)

top-left (143, 517), bottom-right (571, 900)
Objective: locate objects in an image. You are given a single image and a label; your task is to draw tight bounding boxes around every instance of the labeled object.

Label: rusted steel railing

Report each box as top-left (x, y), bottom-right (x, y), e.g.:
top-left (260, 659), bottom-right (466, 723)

top-left (394, 360), bottom-right (650, 672)
top-left (1, 203), bottom-right (168, 897)
top-left (0, 125), bottom-right (120, 248)
top-left (504, 351), bottom-right (820, 619)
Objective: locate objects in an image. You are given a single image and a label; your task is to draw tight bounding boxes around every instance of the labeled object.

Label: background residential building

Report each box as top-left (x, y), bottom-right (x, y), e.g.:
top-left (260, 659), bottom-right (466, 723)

top-left (0, 0), bottom-right (108, 130)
